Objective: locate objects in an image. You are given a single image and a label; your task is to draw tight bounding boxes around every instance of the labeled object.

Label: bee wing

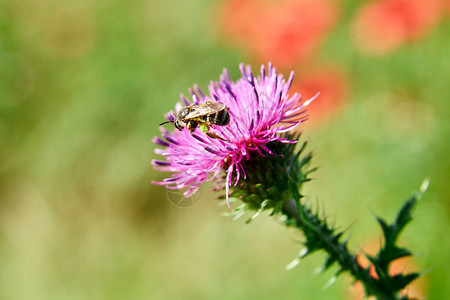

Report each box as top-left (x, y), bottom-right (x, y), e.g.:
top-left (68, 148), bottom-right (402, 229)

top-left (202, 101), bottom-right (226, 111)
top-left (183, 104), bottom-right (211, 119)
top-left (183, 101), bottom-right (227, 119)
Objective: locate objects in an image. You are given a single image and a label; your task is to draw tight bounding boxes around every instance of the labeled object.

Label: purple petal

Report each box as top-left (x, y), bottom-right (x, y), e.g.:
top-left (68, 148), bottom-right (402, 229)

top-left (153, 136), bottom-right (170, 147)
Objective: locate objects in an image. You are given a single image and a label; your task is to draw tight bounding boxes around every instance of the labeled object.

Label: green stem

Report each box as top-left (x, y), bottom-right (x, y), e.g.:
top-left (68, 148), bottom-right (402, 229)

top-left (282, 199), bottom-right (400, 300)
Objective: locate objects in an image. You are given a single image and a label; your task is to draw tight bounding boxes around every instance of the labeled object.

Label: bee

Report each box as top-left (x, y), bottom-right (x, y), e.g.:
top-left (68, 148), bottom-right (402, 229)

top-left (160, 101), bottom-right (230, 141)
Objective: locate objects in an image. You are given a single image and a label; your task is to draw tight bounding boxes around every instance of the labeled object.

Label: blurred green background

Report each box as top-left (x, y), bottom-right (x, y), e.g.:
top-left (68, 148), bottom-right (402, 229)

top-left (0, 0), bottom-right (449, 299)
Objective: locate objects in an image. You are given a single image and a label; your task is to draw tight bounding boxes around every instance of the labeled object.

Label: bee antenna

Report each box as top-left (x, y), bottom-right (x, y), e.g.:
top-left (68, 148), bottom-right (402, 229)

top-left (159, 120), bottom-right (173, 126)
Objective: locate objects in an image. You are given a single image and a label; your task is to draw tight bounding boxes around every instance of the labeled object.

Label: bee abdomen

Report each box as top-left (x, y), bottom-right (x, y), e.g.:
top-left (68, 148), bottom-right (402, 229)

top-left (206, 110), bottom-right (230, 126)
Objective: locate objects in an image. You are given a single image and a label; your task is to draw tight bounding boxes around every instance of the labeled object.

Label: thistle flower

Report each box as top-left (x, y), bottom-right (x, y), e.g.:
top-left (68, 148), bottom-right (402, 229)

top-left (152, 63), bottom-right (318, 207)
top-left (152, 64), bottom-right (425, 299)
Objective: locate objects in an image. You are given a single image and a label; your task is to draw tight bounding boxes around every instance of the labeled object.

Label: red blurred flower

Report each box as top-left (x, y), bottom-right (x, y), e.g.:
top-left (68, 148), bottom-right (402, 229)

top-left (352, 0), bottom-right (443, 54)
top-left (347, 239), bottom-right (427, 299)
top-left (217, 0), bottom-right (339, 68)
top-left (291, 66), bottom-right (348, 127)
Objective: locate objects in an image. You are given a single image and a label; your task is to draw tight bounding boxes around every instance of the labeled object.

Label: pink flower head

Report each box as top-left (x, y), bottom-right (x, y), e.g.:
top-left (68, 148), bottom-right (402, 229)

top-left (152, 63), bottom-right (318, 207)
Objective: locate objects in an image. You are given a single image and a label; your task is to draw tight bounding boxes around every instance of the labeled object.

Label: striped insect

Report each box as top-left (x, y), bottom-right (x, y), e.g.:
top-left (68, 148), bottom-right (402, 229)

top-left (160, 101), bottom-right (230, 141)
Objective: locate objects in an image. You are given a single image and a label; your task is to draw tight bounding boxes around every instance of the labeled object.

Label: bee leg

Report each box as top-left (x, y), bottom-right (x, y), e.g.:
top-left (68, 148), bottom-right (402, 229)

top-left (187, 120), bottom-right (198, 131)
top-left (196, 122), bottom-right (207, 132)
top-left (206, 132), bottom-right (228, 141)
top-left (199, 123), bottom-right (228, 141)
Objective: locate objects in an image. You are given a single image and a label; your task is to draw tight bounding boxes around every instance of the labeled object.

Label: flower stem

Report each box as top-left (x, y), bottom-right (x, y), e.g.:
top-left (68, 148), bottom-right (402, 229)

top-left (282, 198), bottom-right (400, 300)
top-left (225, 136), bottom-right (422, 299)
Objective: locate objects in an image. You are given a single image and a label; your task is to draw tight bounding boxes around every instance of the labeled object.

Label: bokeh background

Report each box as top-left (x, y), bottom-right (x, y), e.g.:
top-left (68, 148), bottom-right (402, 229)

top-left (1, 0), bottom-right (449, 299)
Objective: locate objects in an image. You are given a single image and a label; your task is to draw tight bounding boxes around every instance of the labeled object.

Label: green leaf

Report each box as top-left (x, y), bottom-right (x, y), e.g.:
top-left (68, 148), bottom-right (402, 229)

top-left (322, 256), bottom-right (337, 272)
top-left (298, 152), bottom-right (313, 169)
top-left (264, 170), bottom-right (275, 183)
top-left (333, 232), bottom-right (344, 243)
top-left (395, 196), bottom-right (417, 236)
top-left (288, 179), bottom-right (301, 200)
top-left (390, 273), bottom-right (420, 291)
top-left (377, 217), bottom-right (391, 240)
top-left (267, 186), bottom-right (281, 199)
top-left (381, 246), bottom-right (413, 263)
top-left (241, 194), bottom-right (262, 209)
top-left (253, 183), bottom-right (264, 190)
top-left (270, 201), bottom-right (283, 216)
